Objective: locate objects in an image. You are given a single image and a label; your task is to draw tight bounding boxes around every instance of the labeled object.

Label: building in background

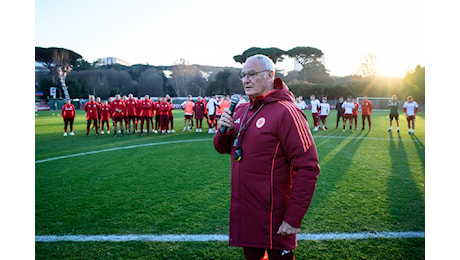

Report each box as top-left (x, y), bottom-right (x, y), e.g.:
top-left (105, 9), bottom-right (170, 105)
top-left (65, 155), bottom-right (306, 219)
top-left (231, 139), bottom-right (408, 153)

top-left (95, 57), bottom-right (132, 67)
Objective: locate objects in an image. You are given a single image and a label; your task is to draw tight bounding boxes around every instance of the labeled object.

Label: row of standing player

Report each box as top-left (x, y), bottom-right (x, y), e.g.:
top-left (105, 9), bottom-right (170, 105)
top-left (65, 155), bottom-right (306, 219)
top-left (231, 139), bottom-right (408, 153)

top-left (60, 93), bottom-right (243, 137)
top-left (295, 94), bottom-right (420, 134)
top-left (180, 94), bottom-right (247, 134)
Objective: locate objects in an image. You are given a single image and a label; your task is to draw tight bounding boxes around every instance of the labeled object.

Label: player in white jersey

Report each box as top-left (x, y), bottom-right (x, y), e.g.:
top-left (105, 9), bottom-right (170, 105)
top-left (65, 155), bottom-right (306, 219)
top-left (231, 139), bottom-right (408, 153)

top-left (341, 96), bottom-right (355, 131)
top-left (310, 94), bottom-right (321, 131)
top-left (296, 96), bottom-right (307, 111)
top-left (207, 94), bottom-right (219, 134)
top-left (403, 96), bottom-right (419, 134)
top-left (319, 96), bottom-right (330, 130)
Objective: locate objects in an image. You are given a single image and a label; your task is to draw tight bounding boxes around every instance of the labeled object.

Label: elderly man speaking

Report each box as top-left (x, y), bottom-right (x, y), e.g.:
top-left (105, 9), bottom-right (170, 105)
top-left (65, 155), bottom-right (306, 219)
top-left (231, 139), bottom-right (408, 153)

top-left (214, 54), bottom-right (320, 260)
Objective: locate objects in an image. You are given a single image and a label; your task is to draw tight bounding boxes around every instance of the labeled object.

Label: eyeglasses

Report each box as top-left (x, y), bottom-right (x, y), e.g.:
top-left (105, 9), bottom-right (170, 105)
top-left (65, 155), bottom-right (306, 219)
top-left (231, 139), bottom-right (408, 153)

top-left (239, 70), bottom-right (270, 80)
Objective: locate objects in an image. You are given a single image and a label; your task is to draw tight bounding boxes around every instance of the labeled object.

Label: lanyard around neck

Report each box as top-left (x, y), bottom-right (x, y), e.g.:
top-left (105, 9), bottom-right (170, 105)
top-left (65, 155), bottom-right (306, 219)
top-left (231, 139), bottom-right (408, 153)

top-left (234, 104), bottom-right (265, 148)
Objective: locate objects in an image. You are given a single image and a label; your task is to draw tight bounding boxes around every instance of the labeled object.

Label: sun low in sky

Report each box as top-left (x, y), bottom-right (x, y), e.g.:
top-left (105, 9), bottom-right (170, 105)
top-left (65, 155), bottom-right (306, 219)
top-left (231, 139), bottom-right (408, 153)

top-left (35, 0), bottom-right (424, 78)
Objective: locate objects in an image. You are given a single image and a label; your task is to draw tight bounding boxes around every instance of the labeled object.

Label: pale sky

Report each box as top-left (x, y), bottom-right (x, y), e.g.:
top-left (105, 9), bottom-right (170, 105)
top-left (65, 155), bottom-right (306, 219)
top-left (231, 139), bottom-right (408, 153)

top-left (35, 0), bottom-right (424, 77)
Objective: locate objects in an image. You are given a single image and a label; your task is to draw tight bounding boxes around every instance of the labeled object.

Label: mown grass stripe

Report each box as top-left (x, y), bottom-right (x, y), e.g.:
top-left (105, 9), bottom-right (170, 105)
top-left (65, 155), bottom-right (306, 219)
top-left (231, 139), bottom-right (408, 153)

top-left (35, 138), bottom-right (214, 164)
top-left (313, 135), bottom-right (425, 143)
top-left (35, 135), bottom-right (423, 164)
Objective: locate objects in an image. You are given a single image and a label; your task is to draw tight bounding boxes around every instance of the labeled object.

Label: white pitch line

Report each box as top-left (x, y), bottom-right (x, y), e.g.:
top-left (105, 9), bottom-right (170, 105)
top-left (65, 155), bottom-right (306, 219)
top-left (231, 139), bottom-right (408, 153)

top-left (35, 231), bottom-right (424, 243)
top-left (296, 231), bottom-right (425, 240)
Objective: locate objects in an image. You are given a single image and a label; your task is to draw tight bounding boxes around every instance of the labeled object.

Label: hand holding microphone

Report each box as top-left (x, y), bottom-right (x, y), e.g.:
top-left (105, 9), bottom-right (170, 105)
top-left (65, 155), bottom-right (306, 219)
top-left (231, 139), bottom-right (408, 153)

top-left (219, 95), bottom-right (240, 134)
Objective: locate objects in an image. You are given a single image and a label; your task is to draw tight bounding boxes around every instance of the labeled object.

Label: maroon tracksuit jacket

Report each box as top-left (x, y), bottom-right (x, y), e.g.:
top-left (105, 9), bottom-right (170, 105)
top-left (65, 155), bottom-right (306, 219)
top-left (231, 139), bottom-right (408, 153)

top-left (214, 78), bottom-right (320, 250)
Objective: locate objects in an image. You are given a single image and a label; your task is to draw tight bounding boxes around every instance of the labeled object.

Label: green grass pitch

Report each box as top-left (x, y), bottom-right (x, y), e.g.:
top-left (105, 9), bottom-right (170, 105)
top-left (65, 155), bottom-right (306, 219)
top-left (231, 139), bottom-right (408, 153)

top-left (35, 109), bottom-right (425, 259)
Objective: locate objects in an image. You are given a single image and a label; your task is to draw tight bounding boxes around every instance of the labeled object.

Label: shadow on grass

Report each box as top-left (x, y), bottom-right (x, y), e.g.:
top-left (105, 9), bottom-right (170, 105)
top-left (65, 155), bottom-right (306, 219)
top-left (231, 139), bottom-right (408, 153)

top-left (305, 130), bottom-right (370, 232)
top-left (410, 134), bottom-right (425, 171)
top-left (388, 133), bottom-right (424, 232)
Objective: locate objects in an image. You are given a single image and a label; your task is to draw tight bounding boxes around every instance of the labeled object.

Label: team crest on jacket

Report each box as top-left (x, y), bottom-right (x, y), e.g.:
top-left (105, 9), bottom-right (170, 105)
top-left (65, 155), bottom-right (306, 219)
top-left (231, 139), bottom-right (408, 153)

top-left (256, 117), bottom-right (265, 128)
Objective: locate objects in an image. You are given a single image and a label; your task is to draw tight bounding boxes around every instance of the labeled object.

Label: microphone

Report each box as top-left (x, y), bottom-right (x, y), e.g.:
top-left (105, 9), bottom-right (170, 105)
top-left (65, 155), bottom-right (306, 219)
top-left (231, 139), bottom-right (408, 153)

top-left (220, 94), bottom-right (240, 134)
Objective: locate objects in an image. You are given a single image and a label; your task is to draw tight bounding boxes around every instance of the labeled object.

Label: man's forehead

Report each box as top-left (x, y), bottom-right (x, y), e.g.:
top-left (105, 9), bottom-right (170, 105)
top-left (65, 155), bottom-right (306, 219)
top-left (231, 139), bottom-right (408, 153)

top-left (242, 59), bottom-right (264, 72)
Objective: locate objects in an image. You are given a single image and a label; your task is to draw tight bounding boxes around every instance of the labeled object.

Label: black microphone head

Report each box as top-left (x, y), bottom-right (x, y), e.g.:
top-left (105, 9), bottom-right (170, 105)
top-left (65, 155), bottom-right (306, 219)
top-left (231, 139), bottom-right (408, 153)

top-left (219, 94), bottom-right (241, 134)
top-left (230, 94), bottom-right (240, 104)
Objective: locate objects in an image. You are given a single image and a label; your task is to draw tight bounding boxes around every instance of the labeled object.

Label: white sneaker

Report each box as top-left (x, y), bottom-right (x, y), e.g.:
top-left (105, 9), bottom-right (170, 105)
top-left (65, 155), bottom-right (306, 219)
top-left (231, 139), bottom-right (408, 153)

top-left (313, 126), bottom-right (319, 132)
top-left (171, 129), bottom-right (176, 133)
top-left (183, 127), bottom-right (187, 132)
top-left (107, 130), bottom-right (110, 134)
top-left (411, 129), bottom-right (415, 134)
top-left (69, 132), bottom-right (75, 136)
top-left (101, 130), bottom-right (104, 134)
top-left (208, 129), bottom-right (213, 134)
top-left (63, 132), bottom-right (67, 136)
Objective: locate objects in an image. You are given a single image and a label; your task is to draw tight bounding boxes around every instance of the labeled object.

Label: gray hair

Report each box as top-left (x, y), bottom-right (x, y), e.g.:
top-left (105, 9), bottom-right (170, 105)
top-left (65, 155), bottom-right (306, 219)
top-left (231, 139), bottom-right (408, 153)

top-left (245, 54), bottom-right (275, 73)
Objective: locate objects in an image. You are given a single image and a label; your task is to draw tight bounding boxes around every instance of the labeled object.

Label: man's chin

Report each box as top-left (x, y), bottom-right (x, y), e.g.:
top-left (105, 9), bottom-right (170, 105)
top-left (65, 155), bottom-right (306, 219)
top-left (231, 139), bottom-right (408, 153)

top-left (244, 89), bottom-right (254, 96)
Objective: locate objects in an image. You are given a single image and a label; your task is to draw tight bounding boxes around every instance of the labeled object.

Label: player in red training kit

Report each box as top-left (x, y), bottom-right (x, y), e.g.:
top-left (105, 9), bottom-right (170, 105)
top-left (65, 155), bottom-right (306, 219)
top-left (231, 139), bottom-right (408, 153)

top-left (111, 94), bottom-right (126, 137)
top-left (153, 98), bottom-right (160, 133)
top-left (193, 96), bottom-right (206, 132)
top-left (139, 95), bottom-right (154, 136)
top-left (122, 95), bottom-right (129, 133)
top-left (165, 94), bottom-right (175, 133)
top-left (61, 99), bottom-right (75, 136)
top-left (158, 97), bottom-right (171, 134)
top-left (100, 100), bottom-right (111, 134)
top-left (125, 93), bottom-right (137, 134)
top-left (352, 98), bottom-right (359, 130)
top-left (149, 97), bottom-right (155, 133)
top-left (85, 95), bottom-right (101, 136)
top-left (360, 96), bottom-right (373, 130)
top-left (136, 97), bottom-right (143, 133)
top-left (95, 97), bottom-right (103, 130)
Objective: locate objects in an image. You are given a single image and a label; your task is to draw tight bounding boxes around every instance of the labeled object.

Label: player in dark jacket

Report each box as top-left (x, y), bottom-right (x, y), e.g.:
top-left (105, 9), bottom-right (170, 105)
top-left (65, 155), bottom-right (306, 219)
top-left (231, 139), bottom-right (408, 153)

top-left (336, 96), bottom-right (344, 128)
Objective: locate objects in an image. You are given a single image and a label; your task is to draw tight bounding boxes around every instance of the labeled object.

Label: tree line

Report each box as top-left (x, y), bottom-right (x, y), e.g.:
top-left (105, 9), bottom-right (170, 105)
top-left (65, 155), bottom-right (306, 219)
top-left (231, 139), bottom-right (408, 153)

top-left (35, 46), bottom-right (424, 104)
top-left (36, 47), bottom-right (244, 99)
top-left (233, 47), bottom-right (424, 104)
